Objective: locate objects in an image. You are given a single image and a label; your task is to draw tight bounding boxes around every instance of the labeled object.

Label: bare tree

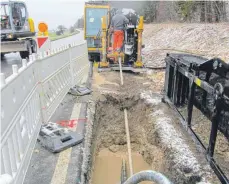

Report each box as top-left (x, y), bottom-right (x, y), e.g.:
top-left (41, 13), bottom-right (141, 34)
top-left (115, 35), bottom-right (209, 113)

top-left (140, 1), bottom-right (228, 23)
top-left (57, 25), bottom-right (66, 35)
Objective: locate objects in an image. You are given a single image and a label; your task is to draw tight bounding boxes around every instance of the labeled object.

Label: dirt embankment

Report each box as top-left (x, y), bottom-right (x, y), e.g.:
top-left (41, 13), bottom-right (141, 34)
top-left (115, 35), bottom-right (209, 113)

top-left (142, 23), bottom-right (229, 68)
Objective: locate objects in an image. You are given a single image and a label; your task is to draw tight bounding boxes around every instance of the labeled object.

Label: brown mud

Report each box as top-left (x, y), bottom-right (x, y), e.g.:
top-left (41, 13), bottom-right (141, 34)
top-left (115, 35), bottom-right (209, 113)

top-left (92, 149), bottom-right (152, 184)
top-left (90, 94), bottom-right (165, 183)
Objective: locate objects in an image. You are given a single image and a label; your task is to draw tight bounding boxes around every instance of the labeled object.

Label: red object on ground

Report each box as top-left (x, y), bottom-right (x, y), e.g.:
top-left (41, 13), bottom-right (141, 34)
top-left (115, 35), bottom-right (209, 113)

top-left (113, 30), bottom-right (124, 51)
top-left (37, 37), bottom-right (48, 48)
top-left (57, 119), bottom-right (88, 128)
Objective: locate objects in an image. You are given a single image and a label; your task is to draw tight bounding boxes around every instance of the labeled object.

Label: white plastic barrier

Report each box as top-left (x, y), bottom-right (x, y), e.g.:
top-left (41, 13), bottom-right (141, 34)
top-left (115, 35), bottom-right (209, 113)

top-left (0, 41), bottom-right (89, 184)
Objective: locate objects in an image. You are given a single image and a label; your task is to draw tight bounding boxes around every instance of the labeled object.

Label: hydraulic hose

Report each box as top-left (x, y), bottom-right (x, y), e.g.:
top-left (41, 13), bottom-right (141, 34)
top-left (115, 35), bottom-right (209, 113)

top-left (123, 170), bottom-right (172, 184)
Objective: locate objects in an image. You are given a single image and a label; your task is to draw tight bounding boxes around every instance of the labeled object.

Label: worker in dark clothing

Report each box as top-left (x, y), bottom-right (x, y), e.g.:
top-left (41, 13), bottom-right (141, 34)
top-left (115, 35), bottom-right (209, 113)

top-left (110, 9), bottom-right (129, 52)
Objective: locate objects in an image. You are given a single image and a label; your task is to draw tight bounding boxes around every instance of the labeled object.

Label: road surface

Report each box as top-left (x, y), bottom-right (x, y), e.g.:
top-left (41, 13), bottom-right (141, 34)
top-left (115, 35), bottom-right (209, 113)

top-left (1, 31), bottom-right (84, 78)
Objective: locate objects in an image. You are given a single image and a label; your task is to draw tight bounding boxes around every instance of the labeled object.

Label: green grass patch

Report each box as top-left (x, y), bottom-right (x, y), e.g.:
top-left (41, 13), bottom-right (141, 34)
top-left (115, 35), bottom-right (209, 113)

top-left (49, 30), bottom-right (80, 41)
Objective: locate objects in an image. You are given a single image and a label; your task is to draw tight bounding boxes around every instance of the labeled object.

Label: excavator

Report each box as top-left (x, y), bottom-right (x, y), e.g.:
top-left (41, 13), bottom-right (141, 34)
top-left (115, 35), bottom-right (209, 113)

top-left (84, 1), bottom-right (146, 73)
top-left (1, 1), bottom-right (37, 59)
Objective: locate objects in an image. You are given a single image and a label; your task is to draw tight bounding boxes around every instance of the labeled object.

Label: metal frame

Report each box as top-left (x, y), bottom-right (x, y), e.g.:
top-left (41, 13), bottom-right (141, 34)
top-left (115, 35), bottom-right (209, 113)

top-left (163, 53), bottom-right (229, 184)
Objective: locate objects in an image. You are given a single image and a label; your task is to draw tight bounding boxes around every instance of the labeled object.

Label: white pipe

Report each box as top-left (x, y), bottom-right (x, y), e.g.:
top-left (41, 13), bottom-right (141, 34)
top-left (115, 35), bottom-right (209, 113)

top-left (22, 59), bottom-right (27, 67)
top-left (12, 65), bottom-right (18, 74)
top-left (43, 51), bottom-right (47, 57)
top-left (118, 57), bottom-right (133, 176)
top-left (37, 52), bottom-right (42, 59)
top-left (118, 56), bottom-right (123, 85)
top-left (32, 53), bottom-right (37, 61)
top-left (124, 108), bottom-right (133, 176)
top-left (29, 55), bottom-right (33, 62)
top-left (0, 73), bottom-right (6, 86)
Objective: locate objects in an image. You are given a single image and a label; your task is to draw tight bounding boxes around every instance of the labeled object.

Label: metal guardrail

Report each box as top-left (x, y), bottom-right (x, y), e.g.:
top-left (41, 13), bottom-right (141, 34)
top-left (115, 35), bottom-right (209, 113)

top-left (0, 41), bottom-right (89, 184)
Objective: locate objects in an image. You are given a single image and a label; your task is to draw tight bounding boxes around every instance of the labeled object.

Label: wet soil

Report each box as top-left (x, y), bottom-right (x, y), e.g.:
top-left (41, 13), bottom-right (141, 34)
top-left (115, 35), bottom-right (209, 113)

top-left (83, 70), bottom-right (221, 184)
top-left (89, 71), bottom-right (167, 184)
top-left (94, 95), bottom-right (164, 163)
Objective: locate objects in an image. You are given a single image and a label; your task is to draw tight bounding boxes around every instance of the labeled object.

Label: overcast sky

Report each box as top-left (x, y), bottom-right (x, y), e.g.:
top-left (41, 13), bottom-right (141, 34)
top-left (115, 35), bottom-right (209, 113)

top-left (24, 0), bottom-right (145, 30)
top-left (25, 0), bottom-right (85, 30)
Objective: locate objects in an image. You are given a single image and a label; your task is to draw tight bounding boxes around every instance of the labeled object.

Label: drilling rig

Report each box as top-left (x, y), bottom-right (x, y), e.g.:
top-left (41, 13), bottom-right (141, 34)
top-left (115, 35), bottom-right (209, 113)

top-left (84, 1), bottom-right (145, 72)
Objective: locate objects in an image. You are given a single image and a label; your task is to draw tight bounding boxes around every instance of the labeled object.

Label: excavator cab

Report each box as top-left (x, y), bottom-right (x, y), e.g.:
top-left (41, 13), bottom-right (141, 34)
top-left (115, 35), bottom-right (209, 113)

top-left (84, 2), bottom-right (110, 62)
top-left (12, 3), bottom-right (26, 30)
top-left (1, 1), bottom-right (35, 41)
top-left (1, 1), bottom-right (36, 59)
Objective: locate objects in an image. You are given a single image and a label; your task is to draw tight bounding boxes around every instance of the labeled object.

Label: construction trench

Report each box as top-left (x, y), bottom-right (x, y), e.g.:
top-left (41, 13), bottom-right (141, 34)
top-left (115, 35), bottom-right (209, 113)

top-left (78, 63), bottom-right (229, 184)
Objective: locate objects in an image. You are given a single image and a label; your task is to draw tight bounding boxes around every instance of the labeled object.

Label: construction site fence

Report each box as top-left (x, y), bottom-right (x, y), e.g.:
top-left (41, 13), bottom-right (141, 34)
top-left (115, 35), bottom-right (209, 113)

top-left (0, 41), bottom-right (89, 184)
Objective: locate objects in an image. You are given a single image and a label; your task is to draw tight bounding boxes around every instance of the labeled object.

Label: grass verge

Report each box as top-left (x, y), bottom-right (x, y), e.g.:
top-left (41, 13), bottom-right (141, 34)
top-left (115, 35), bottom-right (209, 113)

top-left (49, 30), bottom-right (80, 41)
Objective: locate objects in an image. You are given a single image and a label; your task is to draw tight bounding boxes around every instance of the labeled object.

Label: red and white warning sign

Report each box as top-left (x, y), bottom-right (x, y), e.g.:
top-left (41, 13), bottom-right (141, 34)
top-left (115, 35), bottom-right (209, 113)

top-left (36, 22), bottom-right (51, 53)
top-left (37, 36), bottom-right (51, 52)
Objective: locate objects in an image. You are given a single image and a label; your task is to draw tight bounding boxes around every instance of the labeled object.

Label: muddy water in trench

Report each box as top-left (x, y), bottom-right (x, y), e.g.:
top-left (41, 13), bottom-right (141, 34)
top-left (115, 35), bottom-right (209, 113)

top-left (89, 71), bottom-right (167, 184)
top-left (89, 93), bottom-right (166, 184)
top-left (92, 149), bottom-right (151, 184)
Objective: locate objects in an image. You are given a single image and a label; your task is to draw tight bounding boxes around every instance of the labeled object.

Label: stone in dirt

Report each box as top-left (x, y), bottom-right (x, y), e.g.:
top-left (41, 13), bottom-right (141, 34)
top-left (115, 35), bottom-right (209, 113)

top-left (108, 145), bottom-right (119, 153)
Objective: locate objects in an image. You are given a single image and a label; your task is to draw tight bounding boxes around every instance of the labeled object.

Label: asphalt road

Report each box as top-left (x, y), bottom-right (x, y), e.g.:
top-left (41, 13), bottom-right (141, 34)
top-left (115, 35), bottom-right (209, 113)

top-left (24, 96), bottom-right (88, 184)
top-left (1, 30), bottom-right (84, 78)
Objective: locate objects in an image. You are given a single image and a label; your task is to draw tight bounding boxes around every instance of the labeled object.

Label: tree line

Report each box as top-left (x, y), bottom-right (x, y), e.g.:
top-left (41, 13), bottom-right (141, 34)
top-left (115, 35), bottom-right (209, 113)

top-left (140, 1), bottom-right (229, 23)
top-left (55, 0), bottom-right (228, 34)
top-left (55, 16), bottom-right (84, 36)
top-left (91, 1), bottom-right (228, 23)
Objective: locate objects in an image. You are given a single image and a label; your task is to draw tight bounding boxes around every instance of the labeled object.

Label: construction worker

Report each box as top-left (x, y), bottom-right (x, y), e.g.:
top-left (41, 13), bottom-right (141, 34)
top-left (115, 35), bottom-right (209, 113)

top-left (110, 9), bottom-right (129, 52)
